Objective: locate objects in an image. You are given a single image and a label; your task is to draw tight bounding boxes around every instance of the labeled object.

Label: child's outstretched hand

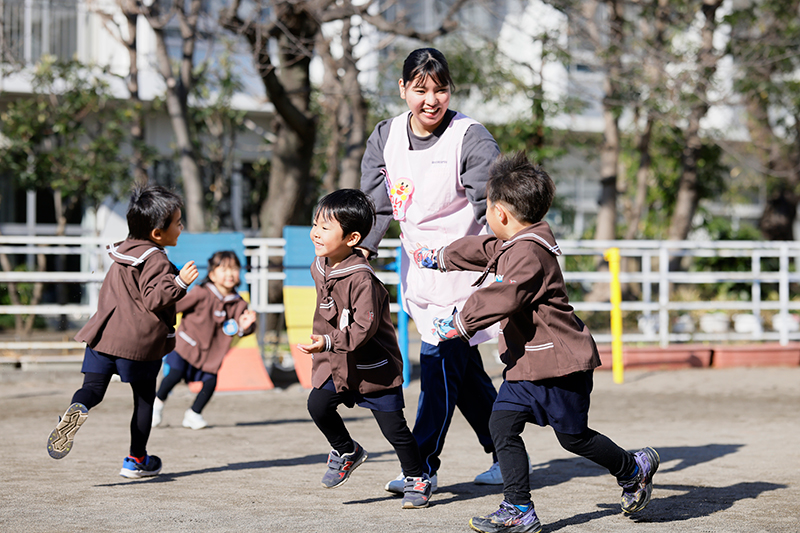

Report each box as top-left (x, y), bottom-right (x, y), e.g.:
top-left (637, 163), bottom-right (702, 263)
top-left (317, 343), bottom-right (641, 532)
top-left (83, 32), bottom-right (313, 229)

top-left (297, 334), bottom-right (325, 354)
top-left (412, 245), bottom-right (439, 270)
top-left (433, 315), bottom-right (459, 341)
top-left (238, 309), bottom-right (257, 330)
top-left (180, 261), bottom-right (199, 286)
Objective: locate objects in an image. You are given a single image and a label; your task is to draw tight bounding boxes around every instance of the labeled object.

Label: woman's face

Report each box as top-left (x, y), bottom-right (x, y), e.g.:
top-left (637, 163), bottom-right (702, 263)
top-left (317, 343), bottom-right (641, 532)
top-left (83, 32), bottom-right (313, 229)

top-left (399, 74), bottom-right (451, 137)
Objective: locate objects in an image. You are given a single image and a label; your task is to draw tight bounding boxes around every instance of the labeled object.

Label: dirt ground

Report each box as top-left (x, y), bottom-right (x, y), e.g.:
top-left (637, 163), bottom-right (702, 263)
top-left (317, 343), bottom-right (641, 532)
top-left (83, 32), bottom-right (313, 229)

top-left (1, 352), bottom-right (799, 533)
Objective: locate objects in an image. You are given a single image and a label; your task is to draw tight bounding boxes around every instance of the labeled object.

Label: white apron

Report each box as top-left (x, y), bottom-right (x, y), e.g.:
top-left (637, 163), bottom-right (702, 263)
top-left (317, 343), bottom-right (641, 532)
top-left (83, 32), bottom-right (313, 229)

top-left (383, 111), bottom-right (499, 345)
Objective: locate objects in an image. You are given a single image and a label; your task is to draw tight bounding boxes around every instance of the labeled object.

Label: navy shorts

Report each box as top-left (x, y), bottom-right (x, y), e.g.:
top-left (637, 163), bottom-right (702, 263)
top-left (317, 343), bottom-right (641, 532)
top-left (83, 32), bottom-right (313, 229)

top-left (493, 370), bottom-right (594, 435)
top-left (164, 350), bottom-right (217, 383)
top-left (321, 377), bottom-right (405, 412)
top-left (81, 346), bottom-right (162, 383)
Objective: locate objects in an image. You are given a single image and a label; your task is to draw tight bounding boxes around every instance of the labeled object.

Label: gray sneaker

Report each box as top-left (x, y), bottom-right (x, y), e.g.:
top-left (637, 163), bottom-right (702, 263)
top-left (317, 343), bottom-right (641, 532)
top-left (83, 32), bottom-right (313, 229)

top-left (386, 471), bottom-right (439, 494)
top-left (619, 447), bottom-right (660, 514)
top-left (320, 441), bottom-right (368, 488)
top-left (47, 403), bottom-right (88, 459)
top-left (401, 474), bottom-right (432, 509)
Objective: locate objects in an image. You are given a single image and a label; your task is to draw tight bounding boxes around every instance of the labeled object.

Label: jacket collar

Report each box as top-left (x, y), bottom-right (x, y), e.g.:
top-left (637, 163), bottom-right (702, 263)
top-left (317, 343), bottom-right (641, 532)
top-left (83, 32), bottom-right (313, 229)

top-left (206, 282), bottom-right (241, 302)
top-left (314, 252), bottom-right (375, 281)
top-left (107, 238), bottom-right (166, 266)
top-left (501, 221), bottom-right (561, 257)
top-left (472, 221), bottom-right (560, 287)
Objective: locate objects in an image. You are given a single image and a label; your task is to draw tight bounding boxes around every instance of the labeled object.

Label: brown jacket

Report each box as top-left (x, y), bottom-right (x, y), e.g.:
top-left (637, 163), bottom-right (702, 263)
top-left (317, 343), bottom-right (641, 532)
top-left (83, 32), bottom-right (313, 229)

top-left (75, 238), bottom-right (188, 361)
top-left (309, 252), bottom-right (404, 394)
top-left (441, 222), bottom-right (600, 381)
top-left (174, 283), bottom-right (255, 373)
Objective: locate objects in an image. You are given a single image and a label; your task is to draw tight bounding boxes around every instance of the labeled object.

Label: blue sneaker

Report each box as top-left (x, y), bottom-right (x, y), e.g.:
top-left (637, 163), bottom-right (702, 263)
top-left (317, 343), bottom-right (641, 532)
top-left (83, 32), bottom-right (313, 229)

top-left (320, 441), bottom-right (367, 488)
top-left (119, 455), bottom-right (163, 479)
top-left (619, 447), bottom-right (660, 514)
top-left (47, 403), bottom-right (88, 459)
top-left (469, 501), bottom-right (542, 533)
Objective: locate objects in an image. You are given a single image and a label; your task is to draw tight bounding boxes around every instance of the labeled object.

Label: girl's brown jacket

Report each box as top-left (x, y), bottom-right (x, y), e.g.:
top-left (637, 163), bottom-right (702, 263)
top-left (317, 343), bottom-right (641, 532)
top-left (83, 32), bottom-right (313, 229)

top-left (173, 283), bottom-right (255, 374)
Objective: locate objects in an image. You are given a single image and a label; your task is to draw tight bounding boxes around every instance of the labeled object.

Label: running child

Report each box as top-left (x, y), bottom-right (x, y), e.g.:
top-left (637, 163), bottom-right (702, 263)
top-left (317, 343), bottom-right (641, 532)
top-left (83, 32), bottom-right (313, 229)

top-left (413, 152), bottom-right (659, 532)
top-left (152, 251), bottom-right (257, 430)
top-left (297, 188), bottom-right (432, 509)
top-left (47, 184), bottom-right (198, 479)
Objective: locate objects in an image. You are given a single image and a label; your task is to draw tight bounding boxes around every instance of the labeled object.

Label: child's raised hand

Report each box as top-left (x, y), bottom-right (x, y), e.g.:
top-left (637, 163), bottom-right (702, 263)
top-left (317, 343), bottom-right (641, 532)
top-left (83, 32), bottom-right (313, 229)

top-left (412, 245), bottom-right (439, 270)
top-left (179, 260), bottom-right (199, 286)
top-left (433, 315), bottom-right (459, 341)
top-left (239, 309), bottom-right (257, 330)
top-left (297, 334), bottom-right (326, 354)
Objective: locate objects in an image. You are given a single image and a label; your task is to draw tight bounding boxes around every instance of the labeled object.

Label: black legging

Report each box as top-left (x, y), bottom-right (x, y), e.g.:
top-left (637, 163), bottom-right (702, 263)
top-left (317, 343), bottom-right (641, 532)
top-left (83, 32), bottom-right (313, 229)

top-left (307, 386), bottom-right (424, 478)
top-left (72, 372), bottom-right (156, 458)
top-left (489, 409), bottom-right (637, 505)
top-left (156, 371), bottom-right (218, 414)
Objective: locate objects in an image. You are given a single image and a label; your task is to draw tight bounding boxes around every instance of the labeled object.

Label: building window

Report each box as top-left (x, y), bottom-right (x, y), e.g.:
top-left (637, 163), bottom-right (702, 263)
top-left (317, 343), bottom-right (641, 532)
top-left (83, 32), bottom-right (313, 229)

top-left (2, 0), bottom-right (78, 65)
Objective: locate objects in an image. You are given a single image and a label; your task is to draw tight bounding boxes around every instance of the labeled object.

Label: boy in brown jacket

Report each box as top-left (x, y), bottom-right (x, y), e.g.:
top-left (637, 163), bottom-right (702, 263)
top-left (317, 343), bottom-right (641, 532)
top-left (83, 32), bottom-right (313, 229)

top-left (412, 152), bottom-right (659, 533)
top-left (47, 185), bottom-right (198, 479)
top-left (297, 189), bottom-right (432, 509)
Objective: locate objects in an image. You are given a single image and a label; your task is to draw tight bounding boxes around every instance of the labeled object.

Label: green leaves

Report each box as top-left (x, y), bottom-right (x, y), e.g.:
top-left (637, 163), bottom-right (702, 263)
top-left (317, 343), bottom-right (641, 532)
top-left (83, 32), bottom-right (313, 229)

top-left (0, 57), bottom-right (133, 214)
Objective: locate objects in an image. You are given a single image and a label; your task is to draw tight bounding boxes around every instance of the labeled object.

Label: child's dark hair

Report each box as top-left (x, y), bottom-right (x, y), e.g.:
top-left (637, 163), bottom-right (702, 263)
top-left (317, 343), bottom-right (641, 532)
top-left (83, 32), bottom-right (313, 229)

top-left (127, 184), bottom-right (184, 240)
top-left (487, 152), bottom-right (555, 224)
top-left (313, 189), bottom-right (375, 245)
top-left (202, 250), bottom-right (242, 286)
top-left (402, 48), bottom-right (455, 91)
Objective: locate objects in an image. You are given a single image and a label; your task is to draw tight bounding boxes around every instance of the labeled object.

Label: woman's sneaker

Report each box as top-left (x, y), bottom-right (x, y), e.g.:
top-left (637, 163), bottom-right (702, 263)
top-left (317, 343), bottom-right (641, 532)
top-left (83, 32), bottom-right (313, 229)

top-left (151, 398), bottom-right (165, 427)
top-left (618, 447), bottom-right (660, 514)
top-left (120, 454), bottom-right (163, 479)
top-left (401, 474), bottom-right (432, 509)
top-left (320, 441), bottom-right (367, 488)
top-left (182, 408), bottom-right (208, 430)
top-left (469, 501), bottom-right (542, 533)
top-left (47, 403), bottom-right (88, 459)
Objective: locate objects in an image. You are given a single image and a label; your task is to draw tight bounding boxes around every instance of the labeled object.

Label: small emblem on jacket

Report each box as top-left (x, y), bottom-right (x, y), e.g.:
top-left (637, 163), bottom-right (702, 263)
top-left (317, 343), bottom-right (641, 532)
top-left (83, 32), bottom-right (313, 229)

top-left (495, 275), bottom-right (504, 282)
top-left (222, 319), bottom-right (239, 336)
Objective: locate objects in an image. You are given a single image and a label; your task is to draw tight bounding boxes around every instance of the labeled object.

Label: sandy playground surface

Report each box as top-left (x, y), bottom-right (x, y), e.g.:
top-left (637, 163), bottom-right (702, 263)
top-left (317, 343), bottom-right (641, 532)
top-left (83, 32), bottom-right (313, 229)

top-left (1, 352), bottom-right (799, 533)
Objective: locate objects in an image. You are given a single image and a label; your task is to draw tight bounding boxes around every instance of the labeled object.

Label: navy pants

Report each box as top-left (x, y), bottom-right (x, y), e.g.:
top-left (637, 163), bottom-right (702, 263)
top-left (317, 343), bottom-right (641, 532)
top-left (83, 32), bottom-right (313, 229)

top-left (412, 339), bottom-right (498, 476)
top-left (490, 410), bottom-right (636, 505)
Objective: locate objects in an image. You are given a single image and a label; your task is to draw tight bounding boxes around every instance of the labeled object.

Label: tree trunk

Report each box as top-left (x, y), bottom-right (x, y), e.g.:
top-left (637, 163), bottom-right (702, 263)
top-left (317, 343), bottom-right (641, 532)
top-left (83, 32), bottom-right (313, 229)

top-left (123, 5), bottom-right (148, 185)
top-left (667, 0), bottom-right (721, 248)
top-left (147, 1), bottom-right (205, 231)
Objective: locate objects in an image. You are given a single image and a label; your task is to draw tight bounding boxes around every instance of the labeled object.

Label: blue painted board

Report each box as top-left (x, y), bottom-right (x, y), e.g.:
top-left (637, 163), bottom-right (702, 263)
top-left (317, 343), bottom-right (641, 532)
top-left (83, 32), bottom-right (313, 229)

top-left (167, 232), bottom-right (246, 289)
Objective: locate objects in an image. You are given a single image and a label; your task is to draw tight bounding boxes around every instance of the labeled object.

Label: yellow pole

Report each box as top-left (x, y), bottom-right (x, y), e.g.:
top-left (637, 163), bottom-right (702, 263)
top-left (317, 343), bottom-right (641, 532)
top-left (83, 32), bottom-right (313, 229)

top-left (604, 247), bottom-right (624, 384)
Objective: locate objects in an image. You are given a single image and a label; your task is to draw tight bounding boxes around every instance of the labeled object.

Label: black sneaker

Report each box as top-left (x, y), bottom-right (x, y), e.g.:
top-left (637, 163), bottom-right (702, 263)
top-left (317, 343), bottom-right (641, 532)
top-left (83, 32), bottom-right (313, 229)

top-left (320, 441), bottom-right (368, 488)
top-left (469, 501), bottom-right (542, 533)
top-left (47, 403), bottom-right (88, 459)
top-left (401, 474), bottom-right (432, 509)
top-left (619, 447), bottom-right (660, 514)
top-left (119, 454), bottom-right (163, 479)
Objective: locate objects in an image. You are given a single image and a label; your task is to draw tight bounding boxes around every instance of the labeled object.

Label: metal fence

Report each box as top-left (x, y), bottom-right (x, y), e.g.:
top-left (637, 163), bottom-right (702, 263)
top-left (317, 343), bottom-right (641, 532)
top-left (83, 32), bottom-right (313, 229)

top-left (3, 235), bottom-right (800, 352)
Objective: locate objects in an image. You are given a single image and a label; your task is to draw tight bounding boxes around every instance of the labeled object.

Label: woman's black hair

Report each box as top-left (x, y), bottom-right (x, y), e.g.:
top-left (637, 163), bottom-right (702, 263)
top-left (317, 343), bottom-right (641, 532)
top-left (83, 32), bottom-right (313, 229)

top-left (201, 250), bottom-right (242, 287)
top-left (126, 184), bottom-right (183, 240)
top-left (313, 189), bottom-right (376, 246)
top-left (402, 48), bottom-right (455, 91)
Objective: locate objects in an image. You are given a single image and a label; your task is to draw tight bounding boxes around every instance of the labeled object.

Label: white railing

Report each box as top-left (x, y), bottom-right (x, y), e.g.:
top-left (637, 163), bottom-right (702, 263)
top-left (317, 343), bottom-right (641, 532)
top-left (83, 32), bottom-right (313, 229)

top-left (3, 236), bottom-right (800, 350)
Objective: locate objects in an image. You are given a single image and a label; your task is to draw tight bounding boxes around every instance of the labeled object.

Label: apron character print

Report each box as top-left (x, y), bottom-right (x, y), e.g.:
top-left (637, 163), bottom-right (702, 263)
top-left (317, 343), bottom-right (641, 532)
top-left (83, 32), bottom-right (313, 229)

top-left (388, 177), bottom-right (415, 221)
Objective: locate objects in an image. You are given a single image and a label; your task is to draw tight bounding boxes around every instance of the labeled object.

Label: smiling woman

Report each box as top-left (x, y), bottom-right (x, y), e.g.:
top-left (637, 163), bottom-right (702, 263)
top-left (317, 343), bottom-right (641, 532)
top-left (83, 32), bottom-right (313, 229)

top-left (359, 47), bottom-right (503, 492)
